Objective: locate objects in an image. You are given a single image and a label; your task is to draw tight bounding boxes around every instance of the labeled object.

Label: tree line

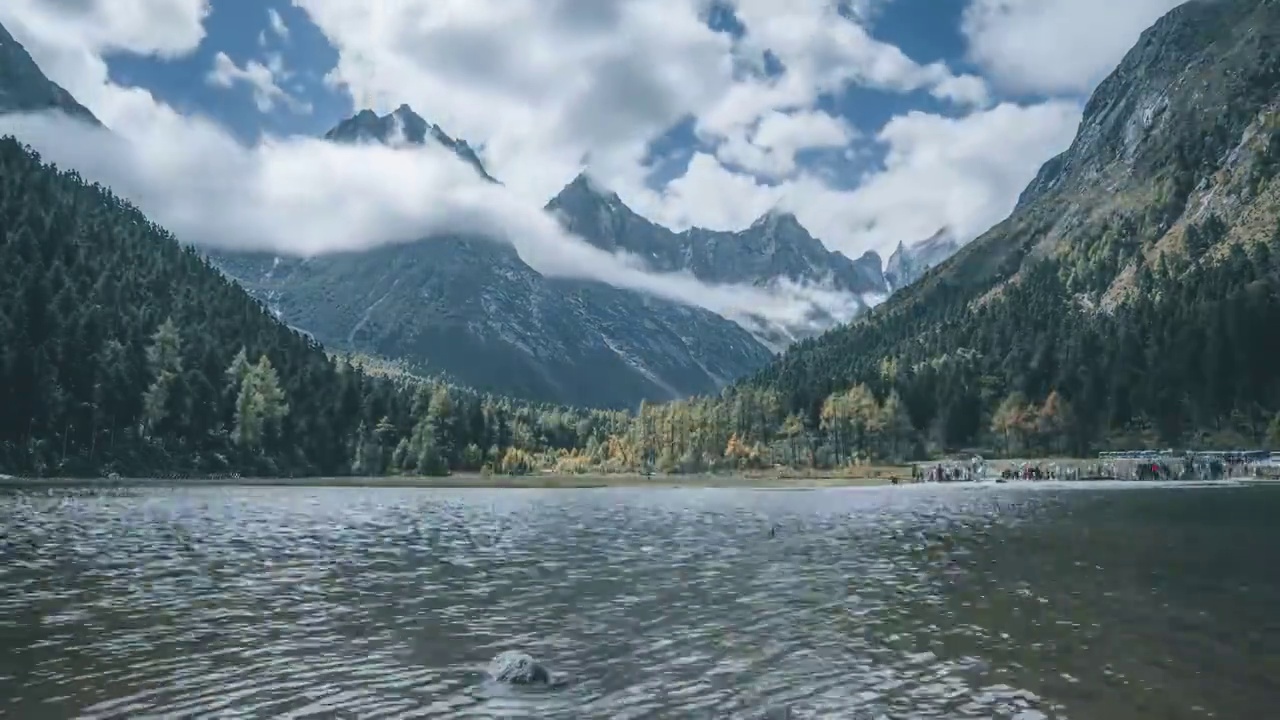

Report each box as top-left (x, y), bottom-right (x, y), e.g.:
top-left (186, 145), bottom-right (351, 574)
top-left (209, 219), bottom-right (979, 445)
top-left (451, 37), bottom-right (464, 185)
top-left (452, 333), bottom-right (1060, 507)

top-left (5, 133), bottom-right (1280, 480)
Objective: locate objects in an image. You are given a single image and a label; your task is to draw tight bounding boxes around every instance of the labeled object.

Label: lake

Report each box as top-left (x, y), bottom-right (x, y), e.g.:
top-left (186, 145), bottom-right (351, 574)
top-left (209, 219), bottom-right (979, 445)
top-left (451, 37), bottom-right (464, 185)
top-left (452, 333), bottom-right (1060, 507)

top-left (1, 481), bottom-right (1277, 718)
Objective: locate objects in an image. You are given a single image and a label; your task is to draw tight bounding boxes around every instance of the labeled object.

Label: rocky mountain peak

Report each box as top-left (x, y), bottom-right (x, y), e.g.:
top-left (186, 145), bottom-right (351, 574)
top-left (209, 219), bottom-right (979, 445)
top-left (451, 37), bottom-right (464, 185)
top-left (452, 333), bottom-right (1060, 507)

top-left (1017, 0), bottom-right (1269, 209)
top-left (554, 171), bottom-right (623, 207)
top-left (323, 104), bottom-right (496, 181)
top-left (751, 208), bottom-right (803, 230)
top-left (856, 249), bottom-right (883, 267)
top-left (884, 227), bottom-right (959, 292)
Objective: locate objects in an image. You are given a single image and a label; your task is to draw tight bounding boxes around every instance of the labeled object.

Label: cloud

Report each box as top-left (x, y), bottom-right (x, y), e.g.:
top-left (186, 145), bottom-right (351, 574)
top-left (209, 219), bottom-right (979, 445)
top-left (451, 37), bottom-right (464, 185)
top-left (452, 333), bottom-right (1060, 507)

top-left (291, 0), bottom-right (988, 205)
top-left (206, 51), bottom-right (311, 114)
top-left (0, 109), bottom-right (858, 337)
top-left (288, 0), bottom-right (1022, 257)
top-left (707, 0), bottom-right (991, 128)
top-left (715, 109), bottom-right (856, 179)
top-left (625, 100), bottom-right (1083, 256)
top-left (793, 100), bottom-right (1084, 250)
top-left (267, 8), bottom-right (290, 40)
top-left (961, 0), bottom-right (1187, 95)
top-left (287, 0), bottom-right (1057, 259)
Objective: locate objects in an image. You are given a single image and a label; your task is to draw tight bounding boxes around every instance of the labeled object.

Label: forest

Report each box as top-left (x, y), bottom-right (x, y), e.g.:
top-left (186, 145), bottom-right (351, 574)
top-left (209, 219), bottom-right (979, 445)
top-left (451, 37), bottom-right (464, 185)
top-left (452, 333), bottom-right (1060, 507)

top-left (3, 134), bottom-right (1280, 479)
top-left (748, 214), bottom-right (1280, 457)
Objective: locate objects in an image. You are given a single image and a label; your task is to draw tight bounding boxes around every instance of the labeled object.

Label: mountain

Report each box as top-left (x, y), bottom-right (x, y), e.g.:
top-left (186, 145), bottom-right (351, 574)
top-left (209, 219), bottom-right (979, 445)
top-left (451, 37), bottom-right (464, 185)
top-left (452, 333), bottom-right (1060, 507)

top-left (547, 173), bottom-right (891, 340)
top-left (215, 238), bottom-right (772, 409)
top-left (0, 21), bottom-right (97, 122)
top-left (744, 0), bottom-right (1280, 453)
top-left (212, 107), bottom-right (773, 409)
top-left (883, 228), bottom-right (960, 292)
top-left (323, 104), bottom-right (496, 182)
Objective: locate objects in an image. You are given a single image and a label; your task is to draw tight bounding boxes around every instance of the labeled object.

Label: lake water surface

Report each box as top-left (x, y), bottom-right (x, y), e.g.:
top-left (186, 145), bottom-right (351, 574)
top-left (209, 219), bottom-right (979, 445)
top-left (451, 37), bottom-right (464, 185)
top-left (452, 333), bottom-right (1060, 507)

top-left (1, 482), bottom-right (1277, 718)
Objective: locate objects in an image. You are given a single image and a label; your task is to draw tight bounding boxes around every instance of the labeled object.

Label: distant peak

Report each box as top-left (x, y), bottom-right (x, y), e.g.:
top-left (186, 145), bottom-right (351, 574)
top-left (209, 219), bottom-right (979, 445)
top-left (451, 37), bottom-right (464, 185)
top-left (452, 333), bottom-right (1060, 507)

top-left (333, 105), bottom-right (429, 136)
top-left (389, 102), bottom-right (424, 120)
top-left (752, 208), bottom-right (801, 227)
top-left (556, 171), bottom-right (620, 203)
top-left (323, 105), bottom-right (496, 182)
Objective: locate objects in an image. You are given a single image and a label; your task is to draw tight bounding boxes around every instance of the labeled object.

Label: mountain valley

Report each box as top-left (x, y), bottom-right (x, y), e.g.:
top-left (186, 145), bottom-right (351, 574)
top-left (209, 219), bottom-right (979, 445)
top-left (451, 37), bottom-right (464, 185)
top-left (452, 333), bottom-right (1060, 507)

top-left (211, 104), bottom-right (956, 406)
top-left (5, 0), bottom-right (1275, 480)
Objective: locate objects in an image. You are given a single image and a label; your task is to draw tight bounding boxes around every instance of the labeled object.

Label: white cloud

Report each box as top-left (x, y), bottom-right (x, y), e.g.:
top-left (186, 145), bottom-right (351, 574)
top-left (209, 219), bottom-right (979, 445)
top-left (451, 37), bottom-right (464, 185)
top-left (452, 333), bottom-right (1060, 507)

top-left (0, 110), bottom-right (858, 336)
top-left (625, 100), bottom-right (1082, 257)
top-left (716, 109), bottom-right (855, 178)
top-left (788, 100), bottom-right (1083, 253)
top-left (962, 0), bottom-right (1188, 95)
top-left (291, 0), bottom-right (988, 206)
top-left (267, 8), bottom-right (290, 40)
top-left (206, 51), bottom-right (310, 114)
top-left (711, 0), bottom-right (991, 126)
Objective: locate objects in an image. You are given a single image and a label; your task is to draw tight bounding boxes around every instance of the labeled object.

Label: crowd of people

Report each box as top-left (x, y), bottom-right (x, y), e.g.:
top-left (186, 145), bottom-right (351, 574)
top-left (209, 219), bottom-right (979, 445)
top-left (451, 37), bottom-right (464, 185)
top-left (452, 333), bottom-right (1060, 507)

top-left (907, 450), bottom-right (1277, 484)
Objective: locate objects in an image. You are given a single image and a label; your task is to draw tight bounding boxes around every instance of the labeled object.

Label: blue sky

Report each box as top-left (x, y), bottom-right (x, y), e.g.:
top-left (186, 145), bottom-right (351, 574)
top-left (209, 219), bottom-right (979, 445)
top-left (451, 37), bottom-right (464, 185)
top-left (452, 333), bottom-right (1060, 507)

top-left (107, 2), bottom-right (346, 140)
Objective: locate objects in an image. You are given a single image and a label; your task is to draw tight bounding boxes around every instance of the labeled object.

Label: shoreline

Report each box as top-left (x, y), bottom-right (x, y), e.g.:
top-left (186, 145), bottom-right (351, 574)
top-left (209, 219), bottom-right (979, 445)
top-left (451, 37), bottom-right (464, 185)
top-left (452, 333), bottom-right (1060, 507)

top-left (0, 472), bottom-right (902, 490)
top-left (3, 470), bottom-right (1273, 491)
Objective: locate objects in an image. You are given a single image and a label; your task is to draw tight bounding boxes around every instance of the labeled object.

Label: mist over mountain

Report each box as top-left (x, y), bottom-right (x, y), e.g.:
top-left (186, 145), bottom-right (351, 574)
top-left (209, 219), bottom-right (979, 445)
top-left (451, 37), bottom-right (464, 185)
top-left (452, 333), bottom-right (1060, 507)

top-left (0, 15), bottom-right (960, 410)
top-left (323, 104), bottom-right (497, 182)
top-left (211, 105), bottom-right (784, 408)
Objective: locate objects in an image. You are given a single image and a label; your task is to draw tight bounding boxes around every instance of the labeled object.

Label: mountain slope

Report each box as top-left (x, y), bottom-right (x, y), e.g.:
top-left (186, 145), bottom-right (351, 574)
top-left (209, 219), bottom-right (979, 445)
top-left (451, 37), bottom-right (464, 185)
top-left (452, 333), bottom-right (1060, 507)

top-left (215, 237), bottom-right (771, 409)
top-left (0, 133), bottom-right (681, 478)
top-left (213, 107), bottom-right (773, 409)
top-left (746, 0), bottom-right (1280, 452)
top-left (0, 21), bottom-right (97, 122)
top-left (0, 134), bottom-right (378, 476)
top-left (547, 173), bottom-right (890, 336)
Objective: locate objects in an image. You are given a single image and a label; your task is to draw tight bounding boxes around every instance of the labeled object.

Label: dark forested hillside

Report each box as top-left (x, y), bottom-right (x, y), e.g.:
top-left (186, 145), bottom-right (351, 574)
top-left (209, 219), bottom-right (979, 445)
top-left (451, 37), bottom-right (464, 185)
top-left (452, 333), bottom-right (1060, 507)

top-left (737, 0), bottom-right (1280, 455)
top-left (0, 136), bottom-right (642, 477)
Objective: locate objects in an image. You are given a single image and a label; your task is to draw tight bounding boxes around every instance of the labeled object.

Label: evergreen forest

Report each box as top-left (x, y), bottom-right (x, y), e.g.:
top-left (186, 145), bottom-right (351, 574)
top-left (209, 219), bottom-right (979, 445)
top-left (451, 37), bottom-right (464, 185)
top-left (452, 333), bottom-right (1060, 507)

top-left (3, 127), bottom-right (1280, 479)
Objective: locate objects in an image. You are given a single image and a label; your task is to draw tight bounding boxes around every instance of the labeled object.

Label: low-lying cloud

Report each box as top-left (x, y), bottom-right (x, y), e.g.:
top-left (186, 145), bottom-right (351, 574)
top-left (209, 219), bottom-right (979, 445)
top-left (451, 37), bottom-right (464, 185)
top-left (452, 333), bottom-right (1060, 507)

top-left (0, 109), bottom-right (864, 340)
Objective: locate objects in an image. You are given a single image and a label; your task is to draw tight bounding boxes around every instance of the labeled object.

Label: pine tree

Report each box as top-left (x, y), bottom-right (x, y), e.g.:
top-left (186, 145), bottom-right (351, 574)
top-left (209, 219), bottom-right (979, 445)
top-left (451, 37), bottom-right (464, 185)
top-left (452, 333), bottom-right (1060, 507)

top-left (141, 318), bottom-right (182, 437)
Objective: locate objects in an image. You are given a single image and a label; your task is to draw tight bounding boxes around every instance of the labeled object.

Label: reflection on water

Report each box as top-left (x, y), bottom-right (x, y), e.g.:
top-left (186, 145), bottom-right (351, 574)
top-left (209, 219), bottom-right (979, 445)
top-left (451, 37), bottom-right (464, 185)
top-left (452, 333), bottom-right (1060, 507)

top-left (1, 483), bottom-right (1277, 718)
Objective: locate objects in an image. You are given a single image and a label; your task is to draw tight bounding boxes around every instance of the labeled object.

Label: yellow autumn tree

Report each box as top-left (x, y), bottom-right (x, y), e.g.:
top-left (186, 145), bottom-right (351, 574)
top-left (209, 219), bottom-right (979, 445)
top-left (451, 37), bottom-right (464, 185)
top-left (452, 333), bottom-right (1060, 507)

top-left (992, 391), bottom-right (1034, 455)
top-left (1036, 390), bottom-right (1071, 454)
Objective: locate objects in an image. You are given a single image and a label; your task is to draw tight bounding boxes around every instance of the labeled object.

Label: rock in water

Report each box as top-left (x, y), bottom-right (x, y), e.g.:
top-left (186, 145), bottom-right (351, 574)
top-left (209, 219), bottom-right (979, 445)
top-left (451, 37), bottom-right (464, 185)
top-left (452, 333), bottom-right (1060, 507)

top-left (487, 651), bottom-right (552, 685)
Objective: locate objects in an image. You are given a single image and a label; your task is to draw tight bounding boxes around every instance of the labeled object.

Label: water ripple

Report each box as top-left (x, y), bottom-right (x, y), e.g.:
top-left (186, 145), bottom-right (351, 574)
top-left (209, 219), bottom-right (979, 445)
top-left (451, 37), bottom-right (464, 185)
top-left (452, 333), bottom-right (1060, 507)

top-left (1, 483), bottom-right (1277, 718)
